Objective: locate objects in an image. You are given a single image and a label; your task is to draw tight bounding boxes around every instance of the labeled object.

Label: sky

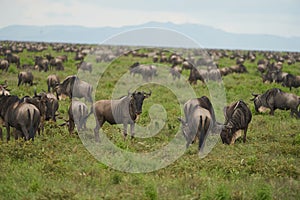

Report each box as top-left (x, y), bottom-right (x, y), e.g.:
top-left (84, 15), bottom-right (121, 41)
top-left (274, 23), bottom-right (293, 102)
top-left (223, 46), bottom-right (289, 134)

top-left (1, 0), bottom-right (300, 37)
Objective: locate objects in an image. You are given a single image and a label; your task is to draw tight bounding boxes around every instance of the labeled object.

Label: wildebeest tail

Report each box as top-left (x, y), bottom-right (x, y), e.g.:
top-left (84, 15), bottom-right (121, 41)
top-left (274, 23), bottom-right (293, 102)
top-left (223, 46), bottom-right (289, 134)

top-left (78, 104), bottom-right (86, 128)
top-left (83, 104), bottom-right (94, 122)
top-left (28, 109), bottom-right (35, 141)
top-left (88, 85), bottom-right (93, 103)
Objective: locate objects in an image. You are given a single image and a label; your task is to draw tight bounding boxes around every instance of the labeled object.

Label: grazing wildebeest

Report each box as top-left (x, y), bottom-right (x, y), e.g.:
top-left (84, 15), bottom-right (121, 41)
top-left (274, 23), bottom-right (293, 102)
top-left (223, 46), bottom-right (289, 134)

top-left (47, 74), bottom-right (60, 92)
top-left (55, 75), bottom-right (93, 102)
top-left (35, 56), bottom-right (49, 72)
top-left (34, 92), bottom-right (59, 122)
top-left (49, 58), bottom-right (64, 71)
top-left (68, 100), bottom-right (89, 134)
top-left (92, 91), bottom-right (151, 142)
top-left (169, 65), bottom-right (182, 80)
top-left (219, 67), bottom-right (232, 76)
top-left (220, 100), bottom-right (252, 145)
top-left (251, 88), bottom-right (300, 118)
top-left (282, 74), bottom-right (300, 91)
top-left (0, 95), bottom-right (40, 141)
top-left (0, 59), bottom-right (9, 72)
top-left (18, 71), bottom-right (33, 86)
top-left (6, 53), bottom-right (20, 68)
top-left (229, 64), bottom-right (247, 74)
top-left (188, 68), bottom-right (207, 84)
top-left (77, 61), bottom-right (92, 73)
top-left (129, 62), bottom-right (157, 81)
top-left (178, 97), bottom-right (213, 152)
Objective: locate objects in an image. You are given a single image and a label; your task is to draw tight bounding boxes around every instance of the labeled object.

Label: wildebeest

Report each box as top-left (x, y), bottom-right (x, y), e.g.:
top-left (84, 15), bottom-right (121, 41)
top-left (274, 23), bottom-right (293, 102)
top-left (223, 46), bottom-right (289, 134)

top-left (169, 65), bottom-right (182, 80)
top-left (35, 56), bottom-right (49, 72)
top-left (220, 100), bottom-right (252, 145)
top-left (6, 53), bottom-right (20, 68)
top-left (92, 91), bottom-right (151, 142)
top-left (182, 60), bottom-right (194, 70)
top-left (0, 59), bottom-right (9, 72)
top-left (68, 100), bottom-right (89, 134)
top-left (55, 75), bottom-right (93, 102)
top-left (22, 93), bottom-right (48, 134)
top-left (251, 88), bottom-right (300, 118)
top-left (282, 74), bottom-right (300, 91)
top-left (0, 85), bottom-right (10, 96)
top-left (129, 62), bottom-right (157, 81)
top-left (0, 94), bottom-right (40, 141)
top-left (49, 57), bottom-right (64, 71)
top-left (229, 64), bottom-right (248, 74)
top-left (34, 92), bottom-right (59, 122)
top-left (188, 68), bottom-right (207, 84)
top-left (77, 61), bottom-right (92, 73)
top-left (47, 74), bottom-right (60, 92)
top-left (18, 71), bottom-right (33, 86)
top-left (178, 97), bottom-right (214, 152)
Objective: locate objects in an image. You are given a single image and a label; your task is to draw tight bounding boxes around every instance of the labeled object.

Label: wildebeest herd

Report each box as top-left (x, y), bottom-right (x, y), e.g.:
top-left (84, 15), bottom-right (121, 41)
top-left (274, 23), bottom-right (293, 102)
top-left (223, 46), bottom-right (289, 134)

top-left (0, 41), bottom-right (299, 155)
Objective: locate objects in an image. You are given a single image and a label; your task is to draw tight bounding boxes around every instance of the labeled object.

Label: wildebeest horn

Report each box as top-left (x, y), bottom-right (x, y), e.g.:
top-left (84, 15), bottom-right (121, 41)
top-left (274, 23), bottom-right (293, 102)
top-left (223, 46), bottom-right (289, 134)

top-left (127, 89), bottom-right (133, 96)
top-left (144, 89), bottom-right (152, 97)
top-left (250, 93), bottom-right (259, 101)
top-left (34, 88), bottom-right (38, 97)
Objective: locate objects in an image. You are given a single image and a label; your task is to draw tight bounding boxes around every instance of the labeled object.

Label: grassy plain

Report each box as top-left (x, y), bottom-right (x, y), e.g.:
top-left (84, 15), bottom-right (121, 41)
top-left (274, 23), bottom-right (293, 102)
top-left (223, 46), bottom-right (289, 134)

top-left (0, 44), bottom-right (299, 199)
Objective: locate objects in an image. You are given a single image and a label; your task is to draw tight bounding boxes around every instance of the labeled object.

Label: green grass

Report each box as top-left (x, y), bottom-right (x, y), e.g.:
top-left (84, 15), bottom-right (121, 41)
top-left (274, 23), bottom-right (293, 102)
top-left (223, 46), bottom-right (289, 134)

top-left (0, 45), bottom-right (299, 199)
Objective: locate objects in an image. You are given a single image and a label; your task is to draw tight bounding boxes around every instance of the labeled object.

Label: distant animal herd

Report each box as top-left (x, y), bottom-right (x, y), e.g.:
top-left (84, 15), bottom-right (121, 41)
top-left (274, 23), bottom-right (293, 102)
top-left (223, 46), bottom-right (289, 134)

top-left (0, 41), bottom-right (299, 154)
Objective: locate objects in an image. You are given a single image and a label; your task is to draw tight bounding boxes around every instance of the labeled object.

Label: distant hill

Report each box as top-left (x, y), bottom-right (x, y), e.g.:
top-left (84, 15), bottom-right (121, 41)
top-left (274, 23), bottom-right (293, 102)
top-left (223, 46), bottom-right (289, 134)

top-left (0, 22), bottom-right (299, 51)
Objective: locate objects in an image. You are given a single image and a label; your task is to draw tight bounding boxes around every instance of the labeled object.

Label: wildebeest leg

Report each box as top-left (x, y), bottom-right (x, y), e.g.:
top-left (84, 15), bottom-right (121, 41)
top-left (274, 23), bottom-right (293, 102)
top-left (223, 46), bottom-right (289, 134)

top-left (123, 123), bottom-right (128, 140)
top-left (94, 118), bottom-right (103, 142)
top-left (186, 140), bottom-right (192, 149)
top-left (269, 107), bottom-right (275, 115)
top-left (243, 126), bottom-right (248, 143)
top-left (69, 119), bottom-right (75, 134)
top-left (291, 109), bottom-right (300, 119)
top-left (130, 123), bottom-right (135, 139)
top-left (0, 128), bottom-right (2, 141)
top-left (5, 124), bottom-right (10, 142)
top-left (198, 116), bottom-right (205, 152)
top-left (21, 126), bottom-right (30, 141)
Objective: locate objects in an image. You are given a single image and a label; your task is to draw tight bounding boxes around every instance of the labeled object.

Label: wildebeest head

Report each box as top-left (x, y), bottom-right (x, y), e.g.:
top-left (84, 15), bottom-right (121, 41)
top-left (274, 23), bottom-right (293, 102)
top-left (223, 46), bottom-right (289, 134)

top-left (130, 91), bottom-right (151, 115)
top-left (220, 124), bottom-right (233, 144)
top-left (250, 93), bottom-right (262, 112)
